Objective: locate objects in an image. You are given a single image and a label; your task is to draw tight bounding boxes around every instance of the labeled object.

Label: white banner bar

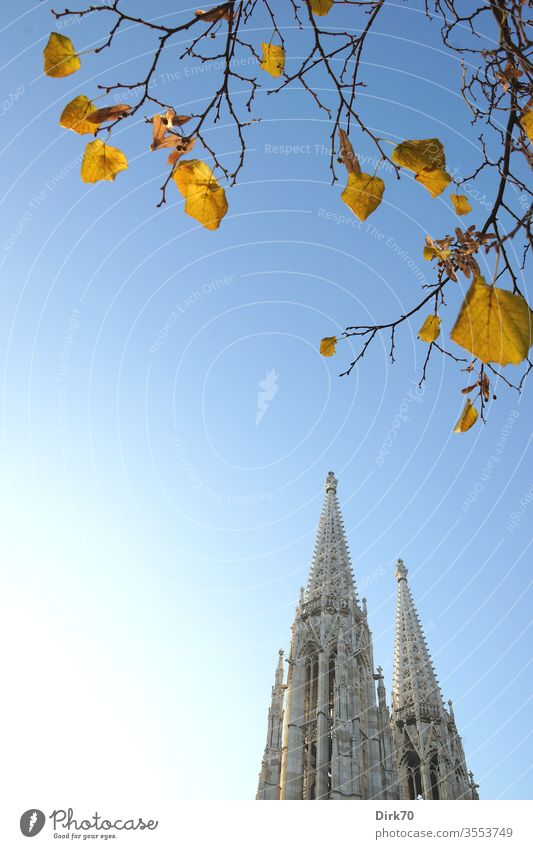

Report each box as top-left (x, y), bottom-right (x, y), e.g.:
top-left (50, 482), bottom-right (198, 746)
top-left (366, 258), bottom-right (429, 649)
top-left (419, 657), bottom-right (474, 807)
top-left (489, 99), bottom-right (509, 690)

top-left (5, 799), bottom-right (532, 848)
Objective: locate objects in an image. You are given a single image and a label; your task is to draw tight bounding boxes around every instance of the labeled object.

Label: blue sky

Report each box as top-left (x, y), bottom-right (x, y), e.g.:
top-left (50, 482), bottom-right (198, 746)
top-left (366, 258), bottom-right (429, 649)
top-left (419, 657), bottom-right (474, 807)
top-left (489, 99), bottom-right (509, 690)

top-left (1, 1), bottom-right (531, 803)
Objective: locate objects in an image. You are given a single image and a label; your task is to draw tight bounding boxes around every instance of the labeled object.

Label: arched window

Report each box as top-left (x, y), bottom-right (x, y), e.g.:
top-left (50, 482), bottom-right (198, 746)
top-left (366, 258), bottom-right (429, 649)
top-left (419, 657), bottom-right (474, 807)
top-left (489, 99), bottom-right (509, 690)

top-left (302, 728), bottom-right (317, 800)
top-left (327, 649), bottom-right (337, 794)
top-left (455, 764), bottom-right (467, 799)
top-left (404, 751), bottom-right (423, 799)
top-left (302, 648), bottom-right (319, 724)
top-left (429, 753), bottom-right (440, 800)
top-left (328, 650), bottom-right (337, 719)
top-left (302, 653), bottom-right (318, 800)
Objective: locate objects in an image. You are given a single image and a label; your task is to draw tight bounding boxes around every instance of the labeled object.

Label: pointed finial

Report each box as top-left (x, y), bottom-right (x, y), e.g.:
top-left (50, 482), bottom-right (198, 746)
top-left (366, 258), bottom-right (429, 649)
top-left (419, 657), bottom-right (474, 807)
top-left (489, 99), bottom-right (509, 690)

top-left (396, 558), bottom-right (408, 581)
top-left (273, 648), bottom-right (285, 688)
top-left (448, 698), bottom-right (455, 719)
top-left (362, 596), bottom-right (367, 616)
top-left (375, 666), bottom-right (386, 707)
top-left (325, 471), bottom-right (338, 493)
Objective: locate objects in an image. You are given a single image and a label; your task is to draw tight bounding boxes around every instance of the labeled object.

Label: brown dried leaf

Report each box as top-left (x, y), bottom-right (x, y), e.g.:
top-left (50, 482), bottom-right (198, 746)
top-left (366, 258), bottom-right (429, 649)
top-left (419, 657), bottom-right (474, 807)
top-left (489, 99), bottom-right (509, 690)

top-left (461, 383), bottom-right (480, 394)
top-left (504, 61), bottom-right (522, 80)
top-left (171, 115), bottom-right (192, 127)
top-left (153, 135), bottom-right (186, 150)
top-left (151, 109), bottom-right (192, 151)
top-left (338, 129), bottom-right (360, 175)
top-left (152, 114), bottom-right (167, 148)
top-left (195, 4), bottom-right (233, 22)
top-left (86, 104), bottom-right (131, 124)
top-left (496, 63), bottom-right (521, 93)
top-left (167, 137), bottom-right (196, 165)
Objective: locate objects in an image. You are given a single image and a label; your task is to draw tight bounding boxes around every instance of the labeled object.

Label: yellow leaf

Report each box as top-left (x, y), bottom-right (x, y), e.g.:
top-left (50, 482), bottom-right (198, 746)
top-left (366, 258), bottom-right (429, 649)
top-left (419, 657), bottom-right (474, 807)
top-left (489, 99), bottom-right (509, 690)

top-left (392, 138), bottom-right (446, 172)
top-left (450, 194), bottom-right (472, 215)
top-left (415, 167), bottom-right (451, 198)
top-left (173, 159), bottom-right (228, 230)
top-left (520, 110), bottom-right (533, 144)
top-left (81, 139), bottom-right (128, 183)
top-left (423, 236), bottom-right (451, 262)
top-left (451, 275), bottom-right (533, 366)
top-left (310, 0), bottom-right (334, 14)
top-left (418, 314), bottom-right (441, 343)
top-left (43, 32), bottom-right (80, 78)
top-left (320, 336), bottom-right (337, 357)
top-left (59, 95), bottom-right (98, 135)
top-left (341, 171), bottom-right (385, 221)
top-left (423, 246), bottom-right (451, 261)
top-left (392, 138), bottom-right (451, 197)
top-left (260, 43), bottom-right (285, 78)
top-left (453, 399), bottom-right (478, 433)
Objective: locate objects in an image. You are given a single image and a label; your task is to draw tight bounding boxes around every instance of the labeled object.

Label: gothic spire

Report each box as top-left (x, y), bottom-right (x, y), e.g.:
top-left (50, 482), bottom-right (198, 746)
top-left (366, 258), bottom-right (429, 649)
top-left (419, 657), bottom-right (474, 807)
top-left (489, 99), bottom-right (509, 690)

top-left (256, 649), bottom-right (285, 799)
top-left (258, 481), bottom-right (479, 801)
top-left (305, 471), bottom-right (357, 605)
top-left (391, 559), bottom-right (478, 800)
top-left (393, 558), bottom-right (443, 721)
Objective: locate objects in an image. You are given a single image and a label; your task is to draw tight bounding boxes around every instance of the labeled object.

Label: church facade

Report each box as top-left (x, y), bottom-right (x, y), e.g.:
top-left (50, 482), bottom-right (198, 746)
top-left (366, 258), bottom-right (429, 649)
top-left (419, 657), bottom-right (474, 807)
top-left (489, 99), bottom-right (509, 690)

top-left (256, 472), bottom-right (479, 801)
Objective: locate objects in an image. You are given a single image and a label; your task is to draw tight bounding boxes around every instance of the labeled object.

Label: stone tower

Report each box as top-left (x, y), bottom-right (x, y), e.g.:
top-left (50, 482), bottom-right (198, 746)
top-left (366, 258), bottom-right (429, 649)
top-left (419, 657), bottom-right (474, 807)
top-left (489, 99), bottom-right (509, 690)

top-left (256, 472), bottom-right (479, 800)
top-left (392, 558), bottom-right (479, 800)
top-left (256, 471), bottom-right (398, 800)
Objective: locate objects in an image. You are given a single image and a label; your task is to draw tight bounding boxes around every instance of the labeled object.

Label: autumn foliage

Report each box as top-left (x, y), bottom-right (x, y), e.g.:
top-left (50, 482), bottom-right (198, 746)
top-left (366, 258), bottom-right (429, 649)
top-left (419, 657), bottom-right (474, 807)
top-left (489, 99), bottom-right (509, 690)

top-left (44, 0), bottom-right (532, 433)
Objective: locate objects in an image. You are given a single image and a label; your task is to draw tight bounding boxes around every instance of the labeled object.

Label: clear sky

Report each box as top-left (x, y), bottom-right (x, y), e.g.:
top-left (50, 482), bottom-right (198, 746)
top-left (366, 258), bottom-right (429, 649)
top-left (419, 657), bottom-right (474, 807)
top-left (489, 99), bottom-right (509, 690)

top-left (1, 0), bottom-right (531, 804)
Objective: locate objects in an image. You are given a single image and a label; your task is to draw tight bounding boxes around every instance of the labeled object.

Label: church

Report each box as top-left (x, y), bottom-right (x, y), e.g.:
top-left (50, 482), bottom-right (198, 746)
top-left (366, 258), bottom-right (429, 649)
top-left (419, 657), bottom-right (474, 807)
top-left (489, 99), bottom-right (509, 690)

top-left (256, 472), bottom-right (479, 801)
